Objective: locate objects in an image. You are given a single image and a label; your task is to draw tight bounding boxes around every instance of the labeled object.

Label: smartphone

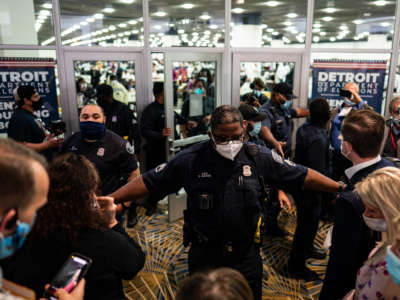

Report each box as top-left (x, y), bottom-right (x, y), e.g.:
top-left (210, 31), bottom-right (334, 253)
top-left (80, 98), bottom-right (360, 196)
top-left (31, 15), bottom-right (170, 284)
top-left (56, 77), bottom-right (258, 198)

top-left (339, 89), bottom-right (352, 98)
top-left (43, 253), bottom-right (92, 300)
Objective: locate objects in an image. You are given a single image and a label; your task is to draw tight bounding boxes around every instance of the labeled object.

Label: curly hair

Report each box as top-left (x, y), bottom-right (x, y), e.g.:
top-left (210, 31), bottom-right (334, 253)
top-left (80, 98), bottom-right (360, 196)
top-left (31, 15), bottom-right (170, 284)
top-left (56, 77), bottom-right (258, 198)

top-left (31, 153), bottom-right (109, 242)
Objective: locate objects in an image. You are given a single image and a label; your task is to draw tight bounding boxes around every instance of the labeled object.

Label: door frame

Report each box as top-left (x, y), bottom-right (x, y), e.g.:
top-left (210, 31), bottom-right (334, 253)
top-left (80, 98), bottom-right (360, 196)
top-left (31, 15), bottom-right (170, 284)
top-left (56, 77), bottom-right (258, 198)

top-left (163, 52), bottom-right (223, 222)
top-left (232, 52), bottom-right (304, 108)
top-left (62, 51), bottom-right (144, 136)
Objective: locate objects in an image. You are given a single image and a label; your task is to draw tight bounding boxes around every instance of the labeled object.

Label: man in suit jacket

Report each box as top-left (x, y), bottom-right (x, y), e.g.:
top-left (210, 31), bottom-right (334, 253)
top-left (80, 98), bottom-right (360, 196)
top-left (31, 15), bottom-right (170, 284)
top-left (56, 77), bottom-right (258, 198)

top-left (320, 110), bottom-right (394, 299)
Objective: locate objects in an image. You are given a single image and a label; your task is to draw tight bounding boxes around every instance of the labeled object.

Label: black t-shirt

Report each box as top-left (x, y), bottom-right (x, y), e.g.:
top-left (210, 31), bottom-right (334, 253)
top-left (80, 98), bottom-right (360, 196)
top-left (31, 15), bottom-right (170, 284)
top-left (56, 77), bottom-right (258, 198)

top-left (8, 109), bottom-right (46, 144)
top-left (61, 130), bottom-right (138, 195)
top-left (104, 101), bottom-right (135, 138)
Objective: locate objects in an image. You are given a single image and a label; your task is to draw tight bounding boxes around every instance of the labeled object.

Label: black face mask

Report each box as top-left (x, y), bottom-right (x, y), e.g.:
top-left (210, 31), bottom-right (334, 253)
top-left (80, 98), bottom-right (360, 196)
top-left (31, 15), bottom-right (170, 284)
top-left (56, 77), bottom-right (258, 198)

top-left (32, 98), bottom-right (43, 111)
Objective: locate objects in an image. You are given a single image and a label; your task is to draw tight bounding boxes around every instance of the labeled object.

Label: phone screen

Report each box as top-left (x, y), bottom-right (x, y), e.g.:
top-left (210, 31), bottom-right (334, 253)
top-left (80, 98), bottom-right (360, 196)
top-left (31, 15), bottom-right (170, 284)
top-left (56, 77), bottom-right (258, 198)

top-left (339, 89), bottom-right (352, 98)
top-left (45, 254), bottom-right (91, 300)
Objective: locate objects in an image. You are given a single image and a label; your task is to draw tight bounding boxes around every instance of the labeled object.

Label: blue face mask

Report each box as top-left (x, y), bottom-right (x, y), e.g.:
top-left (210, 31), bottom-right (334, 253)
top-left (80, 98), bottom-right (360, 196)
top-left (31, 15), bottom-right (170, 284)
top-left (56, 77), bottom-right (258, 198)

top-left (250, 122), bottom-right (262, 137)
top-left (393, 117), bottom-right (400, 127)
top-left (281, 100), bottom-right (292, 110)
top-left (194, 88), bottom-right (203, 95)
top-left (386, 246), bottom-right (400, 285)
top-left (0, 219), bottom-right (34, 260)
top-left (253, 90), bottom-right (262, 97)
top-left (343, 98), bottom-right (355, 106)
top-left (80, 121), bottom-right (105, 140)
top-left (199, 77), bottom-right (208, 84)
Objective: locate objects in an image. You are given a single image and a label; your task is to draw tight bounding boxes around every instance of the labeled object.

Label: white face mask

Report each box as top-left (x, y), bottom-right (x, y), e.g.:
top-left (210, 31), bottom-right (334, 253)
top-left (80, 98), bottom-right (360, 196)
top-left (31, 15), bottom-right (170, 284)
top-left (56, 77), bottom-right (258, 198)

top-left (215, 141), bottom-right (243, 161)
top-left (340, 140), bottom-right (351, 159)
top-left (363, 215), bottom-right (387, 232)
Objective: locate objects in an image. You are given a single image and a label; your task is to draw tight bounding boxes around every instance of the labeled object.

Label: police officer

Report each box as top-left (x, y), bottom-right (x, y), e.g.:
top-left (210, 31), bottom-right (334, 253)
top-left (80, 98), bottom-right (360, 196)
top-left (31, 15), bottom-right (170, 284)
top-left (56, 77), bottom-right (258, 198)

top-left (140, 82), bottom-right (186, 216)
top-left (61, 104), bottom-right (140, 215)
top-left (259, 82), bottom-right (309, 158)
top-left (287, 98), bottom-right (331, 281)
top-left (110, 105), bottom-right (341, 300)
top-left (250, 78), bottom-right (269, 106)
top-left (8, 85), bottom-right (63, 161)
top-left (259, 82), bottom-right (309, 235)
top-left (238, 104), bottom-right (267, 147)
top-left (96, 84), bottom-right (140, 155)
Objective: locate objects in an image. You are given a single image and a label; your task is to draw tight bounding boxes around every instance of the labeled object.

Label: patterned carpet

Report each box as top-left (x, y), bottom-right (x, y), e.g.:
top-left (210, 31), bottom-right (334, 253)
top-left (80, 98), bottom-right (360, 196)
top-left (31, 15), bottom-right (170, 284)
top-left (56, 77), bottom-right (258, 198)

top-left (123, 207), bottom-right (332, 300)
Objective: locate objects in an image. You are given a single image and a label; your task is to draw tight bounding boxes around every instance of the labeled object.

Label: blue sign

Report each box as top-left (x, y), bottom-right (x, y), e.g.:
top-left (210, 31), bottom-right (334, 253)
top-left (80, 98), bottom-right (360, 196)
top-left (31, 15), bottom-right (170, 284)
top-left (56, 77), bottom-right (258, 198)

top-left (0, 59), bottom-right (59, 134)
top-left (311, 60), bottom-right (387, 113)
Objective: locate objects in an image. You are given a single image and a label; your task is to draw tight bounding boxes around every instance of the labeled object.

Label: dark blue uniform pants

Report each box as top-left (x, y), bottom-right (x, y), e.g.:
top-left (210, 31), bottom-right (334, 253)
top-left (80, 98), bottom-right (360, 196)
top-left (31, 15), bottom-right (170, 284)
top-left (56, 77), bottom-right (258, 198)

top-left (288, 191), bottom-right (322, 270)
top-left (188, 242), bottom-right (263, 300)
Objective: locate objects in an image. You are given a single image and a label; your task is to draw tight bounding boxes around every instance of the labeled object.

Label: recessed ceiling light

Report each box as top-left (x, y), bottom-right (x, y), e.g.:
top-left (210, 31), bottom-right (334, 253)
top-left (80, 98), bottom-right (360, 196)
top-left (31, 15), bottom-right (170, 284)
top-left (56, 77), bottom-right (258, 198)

top-left (329, 37), bottom-right (336, 41)
top-left (200, 14), bottom-right (211, 20)
top-left (209, 25), bottom-right (218, 29)
top-left (232, 8), bottom-right (245, 14)
top-left (313, 23), bottom-right (322, 28)
top-left (319, 31), bottom-right (327, 36)
top-left (94, 13), bottom-right (104, 19)
top-left (182, 3), bottom-right (194, 9)
top-left (154, 11), bottom-right (167, 17)
top-left (80, 21), bottom-right (88, 26)
top-left (109, 25), bottom-right (116, 31)
top-left (86, 17), bottom-right (95, 23)
top-left (264, 1), bottom-right (280, 7)
top-left (374, 0), bottom-right (388, 6)
top-left (178, 29), bottom-right (185, 34)
top-left (364, 13), bottom-right (371, 17)
top-left (323, 7), bottom-right (337, 13)
top-left (272, 31), bottom-right (279, 36)
top-left (322, 16), bottom-right (333, 22)
top-left (103, 7), bottom-right (115, 13)
top-left (283, 21), bottom-right (292, 26)
top-left (42, 3), bottom-right (52, 9)
top-left (312, 28), bottom-right (320, 33)
top-left (261, 24), bottom-right (268, 29)
top-left (313, 36), bottom-right (320, 42)
top-left (132, 29), bottom-right (139, 34)
top-left (267, 28), bottom-right (274, 32)
top-left (38, 14), bottom-right (47, 20)
top-left (153, 25), bottom-right (162, 30)
top-left (287, 13), bottom-right (297, 18)
top-left (119, 0), bottom-right (135, 3)
top-left (339, 25), bottom-right (348, 30)
top-left (119, 23), bottom-right (127, 28)
top-left (381, 22), bottom-right (390, 27)
top-left (353, 19), bottom-right (363, 24)
top-left (128, 20), bottom-right (138, 25)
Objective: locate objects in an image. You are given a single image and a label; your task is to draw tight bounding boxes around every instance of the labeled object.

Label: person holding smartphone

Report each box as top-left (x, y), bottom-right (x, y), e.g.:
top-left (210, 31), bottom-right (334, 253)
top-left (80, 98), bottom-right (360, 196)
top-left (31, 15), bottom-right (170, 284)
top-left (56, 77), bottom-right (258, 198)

top-left (327, 82), bottom-right (373, 181)
top-left (4, 153), bottom-right (145, 300)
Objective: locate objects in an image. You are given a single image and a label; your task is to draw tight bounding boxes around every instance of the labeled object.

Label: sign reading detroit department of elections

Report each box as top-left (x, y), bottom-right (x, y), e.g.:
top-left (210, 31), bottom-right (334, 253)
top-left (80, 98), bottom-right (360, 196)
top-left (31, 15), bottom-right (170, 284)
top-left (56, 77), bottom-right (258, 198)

top-left (311, 60), bottom-right (387, 113)
top-left (0, 58), bottom-right (59, 134)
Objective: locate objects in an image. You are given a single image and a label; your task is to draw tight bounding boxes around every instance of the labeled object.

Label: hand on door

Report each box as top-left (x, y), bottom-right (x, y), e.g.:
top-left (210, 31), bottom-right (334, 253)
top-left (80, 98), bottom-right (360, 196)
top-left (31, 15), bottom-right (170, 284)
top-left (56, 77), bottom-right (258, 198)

top-left (162, 128), bottom-right (173, 137)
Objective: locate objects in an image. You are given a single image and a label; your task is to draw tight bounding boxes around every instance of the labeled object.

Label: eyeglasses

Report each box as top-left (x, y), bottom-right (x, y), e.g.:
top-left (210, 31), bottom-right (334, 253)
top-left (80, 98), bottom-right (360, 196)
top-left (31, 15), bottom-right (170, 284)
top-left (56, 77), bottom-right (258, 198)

top-left (211, 132), bottom-right (244, 145)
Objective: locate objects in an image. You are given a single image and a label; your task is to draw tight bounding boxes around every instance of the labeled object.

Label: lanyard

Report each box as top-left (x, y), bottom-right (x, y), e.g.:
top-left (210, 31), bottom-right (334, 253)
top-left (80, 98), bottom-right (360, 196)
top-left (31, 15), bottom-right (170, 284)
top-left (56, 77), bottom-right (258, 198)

top-left (390, 129), bottom-right (397, 151)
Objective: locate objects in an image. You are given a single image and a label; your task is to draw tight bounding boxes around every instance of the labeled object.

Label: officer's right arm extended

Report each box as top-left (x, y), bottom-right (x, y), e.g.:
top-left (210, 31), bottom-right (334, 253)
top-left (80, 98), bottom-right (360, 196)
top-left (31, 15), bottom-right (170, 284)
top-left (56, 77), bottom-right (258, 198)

top-left (303, 168), bottom-right (340, 194)
top-left (110, 175), bottom-right (150, 204)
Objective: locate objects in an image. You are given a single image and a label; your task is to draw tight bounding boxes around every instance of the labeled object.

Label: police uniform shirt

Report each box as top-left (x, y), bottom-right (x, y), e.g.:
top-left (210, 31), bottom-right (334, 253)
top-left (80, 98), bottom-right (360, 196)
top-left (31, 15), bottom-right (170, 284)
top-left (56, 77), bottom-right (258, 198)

top-left (8, 109), bottom-right (45, 144)
top-left (142, 141), bottom-right (307, 243)
top-left (61, 129), bottom-right (138, 195)
top-left (259, 101), bottom-right (297, 155)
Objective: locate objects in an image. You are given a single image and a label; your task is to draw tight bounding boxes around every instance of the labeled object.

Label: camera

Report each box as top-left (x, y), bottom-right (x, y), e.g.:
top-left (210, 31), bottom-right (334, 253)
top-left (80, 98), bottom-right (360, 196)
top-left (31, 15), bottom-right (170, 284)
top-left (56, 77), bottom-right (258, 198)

top-left (50, 120), bottom-right (66, 136)
top-left (339, 89), bottom-right (352, 98)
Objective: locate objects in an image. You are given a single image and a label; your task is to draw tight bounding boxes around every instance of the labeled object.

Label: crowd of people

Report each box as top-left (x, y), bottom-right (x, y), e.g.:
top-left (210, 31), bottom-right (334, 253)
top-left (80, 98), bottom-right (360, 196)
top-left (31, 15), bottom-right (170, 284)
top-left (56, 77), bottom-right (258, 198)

top-left (2, 73), bottom-right (400, 300)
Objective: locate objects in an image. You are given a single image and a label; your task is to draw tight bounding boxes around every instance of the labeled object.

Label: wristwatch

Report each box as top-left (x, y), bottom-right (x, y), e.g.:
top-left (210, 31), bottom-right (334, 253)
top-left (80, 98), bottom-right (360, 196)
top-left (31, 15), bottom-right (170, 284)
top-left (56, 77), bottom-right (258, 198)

top-left (337, 181), bottom-right (345, 193)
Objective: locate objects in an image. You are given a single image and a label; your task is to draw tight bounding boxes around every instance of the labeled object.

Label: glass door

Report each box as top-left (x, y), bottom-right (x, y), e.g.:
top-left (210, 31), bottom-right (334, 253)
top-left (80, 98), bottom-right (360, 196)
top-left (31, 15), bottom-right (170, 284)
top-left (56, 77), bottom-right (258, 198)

top-left (164, 52), bottom-right (222, 222)
top-left (63, 51), bottom-right (143, 135)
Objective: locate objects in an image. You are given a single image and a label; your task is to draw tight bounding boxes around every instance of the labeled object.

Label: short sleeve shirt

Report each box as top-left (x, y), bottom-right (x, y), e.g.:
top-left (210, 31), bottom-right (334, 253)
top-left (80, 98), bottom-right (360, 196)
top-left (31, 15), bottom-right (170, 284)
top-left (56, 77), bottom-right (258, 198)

top-left (61, 129), bottom-right (138, 195)
top-left (7, 109), bottom-right (45, 144)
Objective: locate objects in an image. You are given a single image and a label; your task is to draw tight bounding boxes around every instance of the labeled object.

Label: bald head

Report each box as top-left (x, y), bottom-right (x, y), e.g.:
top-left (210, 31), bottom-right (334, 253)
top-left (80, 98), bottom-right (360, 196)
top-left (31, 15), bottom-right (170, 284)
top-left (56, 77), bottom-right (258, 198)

top-left (80, 104), bottom-right (105, 124)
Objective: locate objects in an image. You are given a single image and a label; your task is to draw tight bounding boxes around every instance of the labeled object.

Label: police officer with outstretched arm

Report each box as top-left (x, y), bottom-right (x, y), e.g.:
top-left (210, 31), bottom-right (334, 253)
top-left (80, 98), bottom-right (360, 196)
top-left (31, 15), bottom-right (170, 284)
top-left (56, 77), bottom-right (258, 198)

top-left (109, 105), bottom-right (341, 300)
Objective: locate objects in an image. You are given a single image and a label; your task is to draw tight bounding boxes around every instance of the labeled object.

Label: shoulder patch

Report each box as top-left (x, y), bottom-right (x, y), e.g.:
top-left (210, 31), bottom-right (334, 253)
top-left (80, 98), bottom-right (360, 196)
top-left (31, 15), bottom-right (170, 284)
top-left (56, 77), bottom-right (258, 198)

top-left (271, 149), bottom-right (283, 164)
top-left (284, 159), bottom-right (296, 167)
top-left (155, 163), bottom-right (166, 173)
top-left (126, 142), bottom-right (135, 155)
